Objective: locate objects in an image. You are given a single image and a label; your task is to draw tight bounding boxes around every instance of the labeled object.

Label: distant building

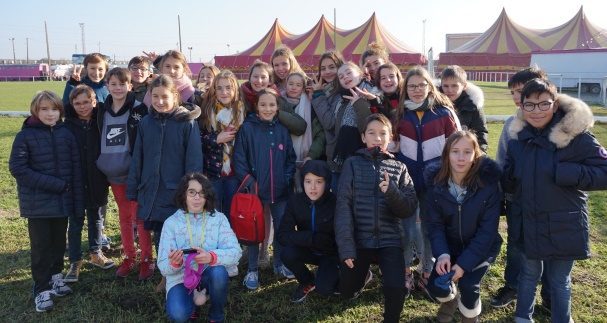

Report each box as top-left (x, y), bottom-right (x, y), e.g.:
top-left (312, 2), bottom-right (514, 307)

top-left (445, 33), bottom-right (482, 52)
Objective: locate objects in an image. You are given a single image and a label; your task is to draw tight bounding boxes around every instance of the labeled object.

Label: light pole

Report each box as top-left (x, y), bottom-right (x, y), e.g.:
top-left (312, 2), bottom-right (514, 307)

top-left (187, 46), bottom-right (193, 62)
top-left (422, 19), bottom-right (427, 55)
top-left (26, 37), bottom-right (29, 64)
top-left (226, 44), bottom-right (230, 54)
top-left (9, 37), bottom-right (16, 63)
top-left (79, 23), bottom-right (86, 53)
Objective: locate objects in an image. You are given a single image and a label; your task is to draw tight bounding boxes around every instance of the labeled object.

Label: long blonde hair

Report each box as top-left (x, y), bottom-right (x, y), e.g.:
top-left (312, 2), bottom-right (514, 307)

top-left (397, 66), bottom-right (453, 123)
top-left (200, 70), bottom-right (243, 132)
top-left (433, 131), bottom-right (484, 189)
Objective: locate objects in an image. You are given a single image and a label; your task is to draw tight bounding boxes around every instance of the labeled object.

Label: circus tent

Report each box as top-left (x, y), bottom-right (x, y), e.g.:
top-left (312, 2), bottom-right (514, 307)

top-left (214, 13), bottom-right (426, 74)
top-left (439, 6), bottom-right (607, 72)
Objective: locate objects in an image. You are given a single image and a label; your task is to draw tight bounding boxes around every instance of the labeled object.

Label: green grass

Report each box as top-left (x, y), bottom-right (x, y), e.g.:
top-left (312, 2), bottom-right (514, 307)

top-left (1, 115), bottom-right (606, 321)
top-left (0, 81), bottom-right (65, 111)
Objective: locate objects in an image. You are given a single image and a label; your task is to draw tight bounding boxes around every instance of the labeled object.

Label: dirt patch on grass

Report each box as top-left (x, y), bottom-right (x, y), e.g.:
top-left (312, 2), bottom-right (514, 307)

top-left (0, 209), bottom-right (18, 218)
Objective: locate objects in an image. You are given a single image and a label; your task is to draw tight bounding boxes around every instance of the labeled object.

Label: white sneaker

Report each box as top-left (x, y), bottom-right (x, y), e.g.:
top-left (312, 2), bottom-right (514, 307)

top-left (35, 290), bottom-right (54, 312)
top-left (275, 265), bottom-right (295, 280)
top-left (227, 264), bottom-right (239, 278)
top-left (50, 273), bottom-right (72, 297)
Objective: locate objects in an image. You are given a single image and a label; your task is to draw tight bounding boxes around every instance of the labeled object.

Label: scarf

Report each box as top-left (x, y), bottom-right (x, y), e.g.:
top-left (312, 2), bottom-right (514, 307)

top-left (290, 94), bottom-right (313, 162)
top-left (404, 98), bottom-right (430, 111)
top-left (213, 101), bottom-right (244, 176)
top-left (143, 74), bottom-right (195, 107)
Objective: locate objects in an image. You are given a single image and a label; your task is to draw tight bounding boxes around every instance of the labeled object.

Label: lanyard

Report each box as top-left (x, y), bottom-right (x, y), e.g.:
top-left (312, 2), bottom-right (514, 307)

top-left (185, 212), bottom-right (207, 249)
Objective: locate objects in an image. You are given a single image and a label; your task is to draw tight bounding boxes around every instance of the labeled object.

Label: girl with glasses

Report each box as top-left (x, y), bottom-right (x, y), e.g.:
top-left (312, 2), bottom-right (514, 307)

top-left (395, 66), bottom-right (461, 299)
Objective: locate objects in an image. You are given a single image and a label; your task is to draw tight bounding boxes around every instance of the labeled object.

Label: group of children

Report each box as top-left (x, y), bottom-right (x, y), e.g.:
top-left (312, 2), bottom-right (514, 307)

top-left (9, 43), bottom-right (607, 323)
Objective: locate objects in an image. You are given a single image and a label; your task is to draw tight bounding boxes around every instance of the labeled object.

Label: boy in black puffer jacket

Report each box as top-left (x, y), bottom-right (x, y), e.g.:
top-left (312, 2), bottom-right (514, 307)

top-left (335, 114), bottom-right (418, 323)
top-left (10, 91), bottom-right (82, 312)
top-left (278, 160), bottom-right (339, 303)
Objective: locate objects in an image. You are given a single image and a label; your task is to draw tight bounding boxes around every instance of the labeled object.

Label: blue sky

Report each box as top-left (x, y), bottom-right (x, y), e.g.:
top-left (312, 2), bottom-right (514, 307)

top-left (1, 0), bottom-right (605, 62)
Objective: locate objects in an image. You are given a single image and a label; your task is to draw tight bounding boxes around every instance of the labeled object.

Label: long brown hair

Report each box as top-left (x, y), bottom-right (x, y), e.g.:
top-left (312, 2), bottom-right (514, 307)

top-left (271, 45), bottom-right (304, 84)
top-left (200, 70), bottom-right (243, 132)
top-left (317, 50), bottom-right (344, 94)
top-left (433, 131), bottom-right (484, 189)
top-left (397, 66), bottom-right (453, 125)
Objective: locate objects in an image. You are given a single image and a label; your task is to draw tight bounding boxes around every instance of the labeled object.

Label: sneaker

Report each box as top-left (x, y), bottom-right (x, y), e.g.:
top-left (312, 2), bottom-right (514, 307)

top-left (275, 265), bottom-right (295, 280)
top-left (115, 258), bottom-right (136, 278)
top-left (138, 258), bottom-right (155, 281)
top-left (490, 286), bottom-right (517, 308)
top-left (243, 271), bottom-right (259, 290)
top-left (34, 290), bottom-right (54, 312)
top-left (89, 251), bottom-right (115, 269)
top-left (100, 235), bottom-right (111, 252)
top-left (50, 273), bottom-right (73, 296)
top-left (64, 260), bottom-right (83, 283)
top-left (353, 270), bottom-right (373, 298)
top-left (227, 264), bottom-right (239, 278)
top-left (291, 283), bottom-right (316, 303)
top-left (417, 272), bottom-right (438, 303)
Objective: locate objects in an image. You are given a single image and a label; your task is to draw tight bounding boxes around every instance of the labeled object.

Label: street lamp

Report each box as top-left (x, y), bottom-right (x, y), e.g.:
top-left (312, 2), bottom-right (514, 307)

top-left (9, 37), bottom-right (16, 63)
top-left (187, 46), bottom-right (193, 62)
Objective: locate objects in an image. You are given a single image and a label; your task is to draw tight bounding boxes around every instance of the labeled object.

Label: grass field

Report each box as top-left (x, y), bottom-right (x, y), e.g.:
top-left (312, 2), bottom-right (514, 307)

top-left (1, 81), bottom-right (606, 117)
top-left (0, 114), bottom-right (606, 322)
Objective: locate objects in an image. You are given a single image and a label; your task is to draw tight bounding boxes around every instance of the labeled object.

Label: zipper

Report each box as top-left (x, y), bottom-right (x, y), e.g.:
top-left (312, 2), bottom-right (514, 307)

top-left (270, 148), bottom-right (274, 203)
top-left (458, 204), bottom-right (464, 245)
top-left (311, 203), bottom-right (316, 234)
top-left (50, 126), bottom-right (64, 214)
top-left (374, 159), bottom-right (380, 246)
top-left (148, 119), bottom-right (166, 220)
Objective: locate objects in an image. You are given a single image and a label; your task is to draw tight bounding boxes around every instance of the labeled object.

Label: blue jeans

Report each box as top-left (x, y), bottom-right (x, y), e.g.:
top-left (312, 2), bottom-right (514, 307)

top-left (247, 200), bottom-right (287, 272)
top-left (68, 206), bottom-right (105, 262)
top-left (402, 207), bottom-right (434, 273)
top-left (515, 253), bottom-right (573, 323)
top-left (165, 266), bottom-right (229, 322)
top-left (504, 215), bottom-right (551, 301)
top-left (211, 176), bottom-right (239, 219)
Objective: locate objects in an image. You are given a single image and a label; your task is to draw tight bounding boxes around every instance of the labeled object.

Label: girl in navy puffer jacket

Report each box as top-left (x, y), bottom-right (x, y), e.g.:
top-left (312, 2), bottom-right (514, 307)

top-left (423, 131), bottom-right (502, 323)
top-left (234, 88), bottom-right (297, 290)
top-left (9, 91), bottom-right (82, 312)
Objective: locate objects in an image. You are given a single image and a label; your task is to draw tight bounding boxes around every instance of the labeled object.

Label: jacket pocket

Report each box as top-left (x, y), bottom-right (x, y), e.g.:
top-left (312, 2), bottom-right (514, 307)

top-left (549, 210), bottom-right (587, 257)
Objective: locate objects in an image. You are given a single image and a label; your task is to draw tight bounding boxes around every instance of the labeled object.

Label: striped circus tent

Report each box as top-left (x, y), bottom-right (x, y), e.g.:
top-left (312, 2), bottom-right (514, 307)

top-left (439, 6), bottom-right (607, 72)
top-left (215, 13), bottom-right (426, 74)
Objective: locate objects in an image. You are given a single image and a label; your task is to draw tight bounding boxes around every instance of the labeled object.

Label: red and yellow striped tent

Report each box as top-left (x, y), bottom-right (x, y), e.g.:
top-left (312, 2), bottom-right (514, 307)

top-left (215, 13), bottom-right (426, 74)
top-left (439, 6), bottom-right (607, 72)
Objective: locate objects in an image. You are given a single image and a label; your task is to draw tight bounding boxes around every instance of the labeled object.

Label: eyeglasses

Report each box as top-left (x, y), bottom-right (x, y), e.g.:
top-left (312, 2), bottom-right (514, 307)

top-left (407, 83), bottom-right (428, 91)
top-left (186, 189), bottom-right (205, 198)
top-left (522, 101), bottom-right (553, 112)
top-left (129, 66), bottom-right (149, 73)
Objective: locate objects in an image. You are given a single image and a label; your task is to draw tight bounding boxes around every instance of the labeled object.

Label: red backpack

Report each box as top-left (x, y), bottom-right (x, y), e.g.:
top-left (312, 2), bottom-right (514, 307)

top-left (230, 175), bottom-right (265, 245)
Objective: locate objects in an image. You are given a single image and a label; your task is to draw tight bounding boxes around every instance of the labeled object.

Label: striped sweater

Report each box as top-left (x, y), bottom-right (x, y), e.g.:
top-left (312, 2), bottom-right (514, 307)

top-left (396, 106), bottom-right (459, 194)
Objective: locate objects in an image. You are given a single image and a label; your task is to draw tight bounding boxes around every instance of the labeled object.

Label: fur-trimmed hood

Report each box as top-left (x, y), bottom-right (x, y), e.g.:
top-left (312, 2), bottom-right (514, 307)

top-left (462, 82), bottom-right (484, 110)
top-left (150, 102), bottom-right (201, 122)
top-left (423, 156), bottom-right (501, 190)
top-left (508, 94), bottom-right (594, 149)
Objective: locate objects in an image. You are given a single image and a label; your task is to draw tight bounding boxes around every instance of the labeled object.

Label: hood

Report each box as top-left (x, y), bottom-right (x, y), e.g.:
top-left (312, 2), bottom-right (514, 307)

top-left (299, 160), bottom-right (334, 204)
top-left (103, 92), bottom-right (137, 117)
top-left (508, 93), bottom-right (594, 149)
top-left (150, 103), bottom-right (201, 121)
top-left (424, 157), bottom-right (501, 190)
top-left (463, 82), bottom-right (484, 109)
top-left (22, 115), bottom-right (64, 130)
top-left (299, 160), bottom-right (332, 190)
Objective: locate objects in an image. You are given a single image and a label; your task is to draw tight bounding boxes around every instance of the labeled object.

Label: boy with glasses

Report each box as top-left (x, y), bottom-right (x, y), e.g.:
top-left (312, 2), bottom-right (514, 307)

top-left (492, 67), bottom-right (552, 313)
top-left (128, 56), bottom-right (152, 103)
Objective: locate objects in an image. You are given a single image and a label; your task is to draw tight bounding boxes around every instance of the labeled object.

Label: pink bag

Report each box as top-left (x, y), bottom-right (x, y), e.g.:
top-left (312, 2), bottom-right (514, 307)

top-left (183, 253), bottom-right (204, 293)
